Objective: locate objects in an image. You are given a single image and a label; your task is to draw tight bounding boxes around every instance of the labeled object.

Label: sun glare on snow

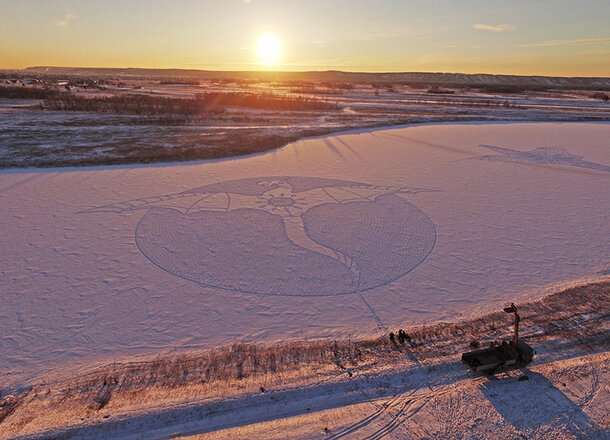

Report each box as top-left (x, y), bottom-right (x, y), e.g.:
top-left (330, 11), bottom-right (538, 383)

top-left (257, 33), bottom-right (280, 64)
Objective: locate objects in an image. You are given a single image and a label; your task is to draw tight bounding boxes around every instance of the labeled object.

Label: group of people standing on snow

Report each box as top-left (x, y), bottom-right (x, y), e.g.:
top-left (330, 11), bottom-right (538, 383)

top-left (389, 329), bottom-right (410, 344)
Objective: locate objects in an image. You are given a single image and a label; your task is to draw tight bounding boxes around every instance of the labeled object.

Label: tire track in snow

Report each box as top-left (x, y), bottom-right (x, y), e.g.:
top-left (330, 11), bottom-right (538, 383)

top-left (362, 394), bottom-right (432, 440)
top-left (326, 394), bottom-right (404, 439)
top-left (329, 387), bottom-right (452, 439)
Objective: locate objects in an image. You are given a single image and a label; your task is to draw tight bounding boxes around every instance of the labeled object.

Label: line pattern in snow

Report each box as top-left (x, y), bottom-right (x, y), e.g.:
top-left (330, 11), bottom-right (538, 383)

top-left (88, 177), bottom-right (437, 296)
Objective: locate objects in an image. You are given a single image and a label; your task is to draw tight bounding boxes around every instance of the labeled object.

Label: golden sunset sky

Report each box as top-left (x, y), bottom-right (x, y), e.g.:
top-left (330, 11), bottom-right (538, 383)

top-left (1, 0), bottom-right (609, 76)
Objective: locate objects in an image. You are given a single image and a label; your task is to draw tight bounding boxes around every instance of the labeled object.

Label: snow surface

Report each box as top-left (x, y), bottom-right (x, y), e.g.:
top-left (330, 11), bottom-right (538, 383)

top-left (54, 354), bottom-right (609, 440)
top-left (167, 353), bottom-right (610, 440)
top-left (1, 122), bottom-right (608, 389)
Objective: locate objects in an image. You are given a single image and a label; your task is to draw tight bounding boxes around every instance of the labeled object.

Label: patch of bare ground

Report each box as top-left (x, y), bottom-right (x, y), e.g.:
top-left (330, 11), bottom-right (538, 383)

top-left (0, 282), bottom-right (607, 439)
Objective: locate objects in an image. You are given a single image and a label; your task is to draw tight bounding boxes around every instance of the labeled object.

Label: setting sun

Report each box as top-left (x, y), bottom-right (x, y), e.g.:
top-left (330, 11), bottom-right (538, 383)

top-left (1, 2), bottom-right (609, 437)
top-left (257, 33), bottom-right (280, 64)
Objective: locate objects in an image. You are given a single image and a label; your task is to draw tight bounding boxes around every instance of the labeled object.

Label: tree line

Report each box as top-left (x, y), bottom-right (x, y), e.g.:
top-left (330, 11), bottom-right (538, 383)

top-left (43, 92), bottom-right (338, 115)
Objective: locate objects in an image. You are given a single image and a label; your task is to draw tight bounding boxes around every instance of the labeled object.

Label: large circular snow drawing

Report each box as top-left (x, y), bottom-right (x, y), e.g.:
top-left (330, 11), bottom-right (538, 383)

top-left (90, 177), bottom-right (436, 296)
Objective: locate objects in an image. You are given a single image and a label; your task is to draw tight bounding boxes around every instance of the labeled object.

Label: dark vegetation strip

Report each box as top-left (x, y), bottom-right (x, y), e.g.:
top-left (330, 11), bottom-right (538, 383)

top-left (49, 92), bottom-right (337, 114)
top-left (46, 92), bottom-right (338, 113)
top-left (159, 79), bottom-right (201, 86)
top-left (0, 129), bottom-right (341, 169)
top-left (43, 94), bottom-right (219, 115)
top-left (0, 86), bottom-right (338, 113)
top-left (0, 86), bottom-right (63, 100)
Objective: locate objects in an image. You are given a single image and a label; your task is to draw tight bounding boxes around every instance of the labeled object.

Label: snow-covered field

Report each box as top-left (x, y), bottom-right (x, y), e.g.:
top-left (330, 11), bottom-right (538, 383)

top-left (2, 282), bottom-right (607, 439)
top-left (1, 122), bottom-right (608, 394)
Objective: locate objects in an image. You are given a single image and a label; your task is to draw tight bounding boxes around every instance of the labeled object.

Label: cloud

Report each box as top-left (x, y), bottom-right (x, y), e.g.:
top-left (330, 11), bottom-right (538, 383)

top-left (309, 40), bottom-right (326, 48)
top-left (473, 24), bottom-right (515, 32)
top-left (54, 13), bottom-right (76, 27)
top-left (521, 38), bottom-right (610, 47)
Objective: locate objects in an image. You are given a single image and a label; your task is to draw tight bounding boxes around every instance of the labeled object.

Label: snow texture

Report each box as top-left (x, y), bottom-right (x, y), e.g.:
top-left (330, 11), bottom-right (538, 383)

top-left (0, 122), bottom-right (608, 389)
top-left (123, 177), bottom-right (436, 296)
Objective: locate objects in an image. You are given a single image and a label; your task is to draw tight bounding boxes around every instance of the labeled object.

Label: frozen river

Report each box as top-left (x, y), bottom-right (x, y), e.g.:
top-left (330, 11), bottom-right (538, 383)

top-left (1, 122), bottom-right (608, 387)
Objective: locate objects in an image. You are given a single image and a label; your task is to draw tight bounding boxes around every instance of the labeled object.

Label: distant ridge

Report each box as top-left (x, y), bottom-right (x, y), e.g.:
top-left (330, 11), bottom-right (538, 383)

top-left (23, 66), bottom-right (610, 88)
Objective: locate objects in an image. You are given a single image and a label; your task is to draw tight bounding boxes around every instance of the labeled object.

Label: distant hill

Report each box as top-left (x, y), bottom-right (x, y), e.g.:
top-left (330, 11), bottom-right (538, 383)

top-left (23, 66), bottom-right (610, 88)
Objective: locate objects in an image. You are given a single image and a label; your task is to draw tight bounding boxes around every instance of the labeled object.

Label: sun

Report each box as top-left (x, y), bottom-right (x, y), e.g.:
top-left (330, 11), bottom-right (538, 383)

top-left (257, 33), bottom-right (280, 64)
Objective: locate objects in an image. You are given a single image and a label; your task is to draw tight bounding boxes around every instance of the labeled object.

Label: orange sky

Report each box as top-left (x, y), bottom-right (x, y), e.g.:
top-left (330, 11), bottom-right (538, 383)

top-left (1, 0), bottom-right (609, 76)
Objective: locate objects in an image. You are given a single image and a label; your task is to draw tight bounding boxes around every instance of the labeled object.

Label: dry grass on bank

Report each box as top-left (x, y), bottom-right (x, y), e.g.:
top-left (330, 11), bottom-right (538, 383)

top-left (1, 282), bottom-right (607, 429)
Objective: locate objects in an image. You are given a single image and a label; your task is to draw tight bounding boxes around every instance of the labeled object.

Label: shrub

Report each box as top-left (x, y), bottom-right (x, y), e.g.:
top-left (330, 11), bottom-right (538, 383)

top-left (590, 92), bottom-right (609, 102)
top-left (0, 86), bottom-right (63, 99)
top-left (43, 92), bottom-right (339, 115)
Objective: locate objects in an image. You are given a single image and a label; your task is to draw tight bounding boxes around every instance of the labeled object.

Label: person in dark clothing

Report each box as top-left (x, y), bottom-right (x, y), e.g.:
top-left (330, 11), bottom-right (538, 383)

top-left (398, 329), bottom-right (405, 344)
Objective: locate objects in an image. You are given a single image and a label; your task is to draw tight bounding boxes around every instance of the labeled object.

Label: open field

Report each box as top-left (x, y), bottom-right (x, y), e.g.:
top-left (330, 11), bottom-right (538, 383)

top-left (1, 70), bottom-right (609, 168)
top-left (1, 282), bottom-right (607, 439)
top-left (1, 72), bottom-right (608, 438)
top-left (4, 1), bottom-right (610, 437)
top-left (1, 122), bottom-right (608, 392)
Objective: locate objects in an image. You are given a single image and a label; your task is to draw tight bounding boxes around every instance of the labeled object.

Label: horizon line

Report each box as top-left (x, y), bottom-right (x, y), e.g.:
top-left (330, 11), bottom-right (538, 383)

top-left (4, 65), bottom-right (609, 80)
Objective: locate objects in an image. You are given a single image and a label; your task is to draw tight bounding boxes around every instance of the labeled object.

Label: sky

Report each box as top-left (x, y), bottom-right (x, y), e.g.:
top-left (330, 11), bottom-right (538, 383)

top-left (1, 0), bottom-right (609, 76)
